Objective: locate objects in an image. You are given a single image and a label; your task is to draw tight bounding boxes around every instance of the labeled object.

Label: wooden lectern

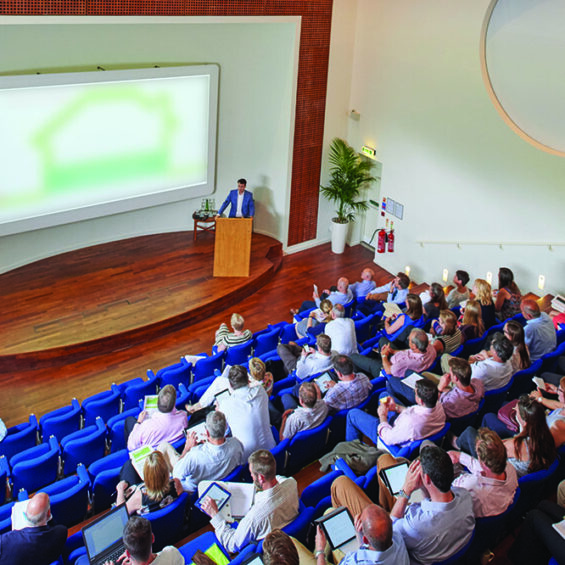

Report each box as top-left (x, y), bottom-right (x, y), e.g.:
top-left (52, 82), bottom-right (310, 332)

top-left (213, 217), bottom-right (253, 277)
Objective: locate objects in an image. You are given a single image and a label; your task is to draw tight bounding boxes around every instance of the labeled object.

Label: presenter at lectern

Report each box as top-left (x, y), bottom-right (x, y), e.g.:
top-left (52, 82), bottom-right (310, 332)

top-left (217, 178), bottom-right (255, 218)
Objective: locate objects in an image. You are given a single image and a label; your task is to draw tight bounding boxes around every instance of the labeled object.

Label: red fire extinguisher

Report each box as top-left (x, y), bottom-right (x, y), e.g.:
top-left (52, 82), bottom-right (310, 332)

top-left (377, 219), bottom-right (388, 254)
top-left (388, 221), bottom-right (395, 253)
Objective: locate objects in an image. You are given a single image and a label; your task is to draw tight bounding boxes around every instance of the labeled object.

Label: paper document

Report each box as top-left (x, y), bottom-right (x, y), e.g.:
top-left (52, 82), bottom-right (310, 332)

top-left (130, 445), bottom-right (153, 479)
top-left (143, 395), bottom-right (159, 411)
top-left (401, 372), bottom-right (425, 390)
top-left (383, 303), bottom-right (402, 317)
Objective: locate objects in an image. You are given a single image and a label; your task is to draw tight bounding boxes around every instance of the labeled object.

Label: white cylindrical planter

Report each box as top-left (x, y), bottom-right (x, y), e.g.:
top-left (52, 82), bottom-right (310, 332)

top-left (331, 219), bottom-right (349, 254)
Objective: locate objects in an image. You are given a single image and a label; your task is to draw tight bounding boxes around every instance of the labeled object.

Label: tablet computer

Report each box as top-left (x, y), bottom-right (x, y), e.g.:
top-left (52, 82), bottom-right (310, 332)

top-left (379, 461), bottom-right (409, 496)
top-left (195, 482), bottom-right (231, 513)
top-left (184, 420), bottom-right (208, 442)
top-left (240, 555), bottom-right (264, 565)
top-left (315, 506), bottom-right (358, 552)
top-left (214, 388), bottom-right (231, 403)
top-left (314, 371), bottom-right (337, 395)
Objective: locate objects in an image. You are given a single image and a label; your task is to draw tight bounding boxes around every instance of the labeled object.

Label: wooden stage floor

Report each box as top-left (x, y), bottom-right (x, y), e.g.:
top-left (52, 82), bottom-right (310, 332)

top-left (0, 231), bottom-right (282, 371)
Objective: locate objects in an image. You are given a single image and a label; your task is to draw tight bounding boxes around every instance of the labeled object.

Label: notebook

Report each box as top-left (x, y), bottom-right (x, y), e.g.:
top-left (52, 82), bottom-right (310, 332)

top-left (82, 503), bottom-right (129, 565)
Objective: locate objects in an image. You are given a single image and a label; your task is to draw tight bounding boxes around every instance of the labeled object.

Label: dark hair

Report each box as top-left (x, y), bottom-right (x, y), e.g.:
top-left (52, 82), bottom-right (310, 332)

top-left (228, 365), bottom-right (249, 390)
top-left (333, 354), bottom-right (354, 375)
top-left (123, 516), bottom-right (153, 561)
top-left (405, 294), bottom-right (423, 320)
top-left (262, 530), bottom-right (299, 565)
top-left (415, 378), bottom-right (439, 408)
top-left (396, 273), bottom-right (410, 290)
top-left (448, 357), bottom-right (472, 386)
top-left (316, 334), bottom-right (332, 355)
top-left (157, 385), bottom-right (176, 413)
top-left (514, 395), bottom-right (556, 473)
top-left (237, 178), bottom-right (247, 186)
top-left (498, 267), bottom-right (520, 295)
top-left (455, 270), bottom-right (470, 287)
top-left (505, 320), bottom-right (531, 370)
top-left (420, 445), bottom-right (453, 493)
top-left (429, 282), bottom-right (448, 310)
top-left (490, 333), bottom-right (514, 363)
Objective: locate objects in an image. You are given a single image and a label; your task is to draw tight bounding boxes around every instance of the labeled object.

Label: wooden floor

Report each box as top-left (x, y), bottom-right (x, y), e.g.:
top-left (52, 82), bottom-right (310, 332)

top-left (0, 238), bottom-right (387, 427)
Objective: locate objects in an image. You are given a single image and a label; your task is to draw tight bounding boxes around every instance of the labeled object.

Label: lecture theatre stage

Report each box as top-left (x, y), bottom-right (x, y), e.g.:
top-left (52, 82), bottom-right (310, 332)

top-left (0, 231), bottom-right (282, 373)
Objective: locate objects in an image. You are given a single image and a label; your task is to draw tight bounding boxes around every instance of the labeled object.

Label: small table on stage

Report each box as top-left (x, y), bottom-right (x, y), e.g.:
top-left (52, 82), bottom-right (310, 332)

top-left (192, 211), bottom-right (218, 241)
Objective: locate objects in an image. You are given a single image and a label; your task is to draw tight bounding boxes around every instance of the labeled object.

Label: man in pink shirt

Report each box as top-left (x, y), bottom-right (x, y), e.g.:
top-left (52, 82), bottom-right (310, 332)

top-left (449, 428), bottom-right (518, 517)
top-left (346, 379), bottom-right (445, 449)
top-left (351, 329), bottom-right (436, 379)
top-left (126, 384), bottom-right (188, 451)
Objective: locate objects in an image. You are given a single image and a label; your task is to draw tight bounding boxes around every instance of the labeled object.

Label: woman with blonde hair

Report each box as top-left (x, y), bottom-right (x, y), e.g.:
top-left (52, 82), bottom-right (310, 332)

top-left (116, 451), bottom-right (182, 515)
top-left (248, 357), bottom-right (274, 396)
top-left (472, 279), bottom-right (496, 329)
top-left (459, 299), bottom-right (485, 341)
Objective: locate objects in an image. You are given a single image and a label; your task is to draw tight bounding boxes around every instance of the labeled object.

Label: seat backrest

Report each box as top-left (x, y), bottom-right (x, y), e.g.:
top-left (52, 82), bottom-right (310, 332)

top-left (192, 351), bottom-right (225, 383)
top-left (121, 373), bottom-right (160, 411)
top-left (225, 340), bottom-right (253, 366)
top-left (154, 360), bottom-right (192, 389)
top-left (89, 449), bottom-right (129, 514)
top-left (253, 328), bottom-right (281, 357)
top-left (61, 418), bottom-right (107, 475)
top-left (287, 418), bottom-right (332, 475)
top-left (40, 399), bottom-right (82, 443)
top-left (0, 415), bottom-right (38, 461)
top-left (145, 491), bottom-right (189, 551)
top-left (11, 436), bottom-right (60, 493)
top-left (82, 389), bottom-right (121, 426)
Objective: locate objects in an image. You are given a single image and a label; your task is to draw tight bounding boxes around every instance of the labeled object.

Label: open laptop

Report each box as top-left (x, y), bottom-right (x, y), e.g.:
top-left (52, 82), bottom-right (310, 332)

top-left (82, 503), bottom-right (129, 565)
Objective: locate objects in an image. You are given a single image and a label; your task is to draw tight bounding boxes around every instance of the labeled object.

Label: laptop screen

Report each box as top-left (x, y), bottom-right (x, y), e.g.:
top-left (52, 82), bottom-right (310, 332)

top-left (83, 503), bottom-right (129, 560)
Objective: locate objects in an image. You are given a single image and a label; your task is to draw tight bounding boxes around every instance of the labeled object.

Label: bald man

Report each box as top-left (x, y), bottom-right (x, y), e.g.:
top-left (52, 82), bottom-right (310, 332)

top-left (0, 492), bottom-right (67, 565)
top-left (521, 298), bottom-right (556, 361)
top-left (314, 504), bottom-right (409, 565)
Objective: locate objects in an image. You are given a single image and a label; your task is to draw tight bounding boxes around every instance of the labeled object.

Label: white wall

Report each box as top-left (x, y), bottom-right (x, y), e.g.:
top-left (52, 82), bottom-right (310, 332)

top-left (0, 17), bottom-right (299, 272)
top-left (335, 0), bottom-right (565, 295)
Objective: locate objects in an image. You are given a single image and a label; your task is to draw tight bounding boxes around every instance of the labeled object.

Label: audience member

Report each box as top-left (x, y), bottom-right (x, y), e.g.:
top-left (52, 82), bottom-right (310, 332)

top-left (349, 267), bottom-right (377, 299)
top-left (446, 270), bottom-right (470, 308)
top-left (351, 328), bottom-right (436, 379)
top-left (296, 277), bottom-right (353, 313)
top-left (214, 313), bottom-right (253, 351)
top-left (359, 272), bottom-right (410, 316)
top-left (322, 355), bottom-right (372, 413)
top-left (381, 294), bottom-right (424, 345)
top-left (504, 319), bottom-right (531, 372)
top-left (158, 411), bottom-right (244, 493)
top-left (458, 299), bottom-right (485, 341)
top-left (263, 530), bottom-right (300, 565)
top-left (495, 267), bottom-right (521, 321)
top-left (314, 505), bottom-right (409, 565)
top-left (531, 375), bottom-right (565, 447)
top-left (472, 278), bottom-right (497, 329)
top-left (521, 298), bottom-right (557, 361)
top-left (117, 451), bottom-right (183, 514)
top-left (125, 385), bottom-right (187, 451)
top-left (437, 357), bottom-right (484, 419)
top-left (280, 382), bottom-right (328, 440)
top-left (248, 357), bottom-right (274, 396)
top-left (295, 299), bottom-right (332, 339)
top-left (465, 332), bottom-right (514, 391)
top-left (347, 378), bottom-right (445, 448)
top-left (324, 304), bottom-right (358, 356)
top-left (456, 395), bottom-right (556, 477)
top-left (277, 334), bottom-right (333, 379)
top-left (102, 515), bottom-right (184, 565)
top-left (0, 492), bottom-right (67, 565)
top-left (449, 428), bottom-right (518, 517)
top-left (201, 449), bottom-right (299, 553)
top-left (422, 282), bottom-right (448, 320)
top-left (430, 309), bottom-right (462, 355)
top-left (219, 365), bottom-right (275, 459)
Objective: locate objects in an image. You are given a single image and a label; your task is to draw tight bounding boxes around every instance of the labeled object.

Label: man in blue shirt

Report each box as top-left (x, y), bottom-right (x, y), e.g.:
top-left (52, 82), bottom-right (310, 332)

top-left (217, 178), bottom-right (255, 218)
top-left (358, 272), bottom-right (410, 316)
top-left (521, 299), bottom-right (557, 361)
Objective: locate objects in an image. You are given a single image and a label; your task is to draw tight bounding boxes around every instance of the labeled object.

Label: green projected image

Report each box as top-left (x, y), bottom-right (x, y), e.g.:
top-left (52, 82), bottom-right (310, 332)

top-left (0, 65), bottom-right (217, 235)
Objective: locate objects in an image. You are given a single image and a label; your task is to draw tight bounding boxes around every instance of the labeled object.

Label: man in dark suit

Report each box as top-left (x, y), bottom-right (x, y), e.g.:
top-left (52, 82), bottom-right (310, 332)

top-left (217, 178), bottom-right (255, 218)
top-left (0, 492), bottom-right (67, 565)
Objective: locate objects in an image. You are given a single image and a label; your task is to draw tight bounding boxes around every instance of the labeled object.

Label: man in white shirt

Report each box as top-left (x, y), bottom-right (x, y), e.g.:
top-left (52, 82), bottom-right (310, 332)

top-left (325, 304), bottom-right (358, 356)
top-left (468, 333), bottom-right (514, 391)
top-left (218, 365), bottom-right (275, 459)
top-left (158, 411), bottom-right (244, 493)
top-left (201, 450), bottom-right (299, 554)
top-left (521, 299), bottom-right (557, 361)
top-left (277, 333), bottom-right (333, 379)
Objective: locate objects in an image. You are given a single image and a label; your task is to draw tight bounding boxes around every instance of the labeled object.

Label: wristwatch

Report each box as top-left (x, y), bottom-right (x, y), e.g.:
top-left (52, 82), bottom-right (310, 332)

top-left (398, 489), bottom-right (410, 500)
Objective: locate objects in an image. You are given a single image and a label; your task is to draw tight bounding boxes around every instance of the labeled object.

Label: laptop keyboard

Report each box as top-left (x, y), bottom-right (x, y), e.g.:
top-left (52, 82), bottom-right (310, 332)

top-left (96, 547), bottom-right (124, 565)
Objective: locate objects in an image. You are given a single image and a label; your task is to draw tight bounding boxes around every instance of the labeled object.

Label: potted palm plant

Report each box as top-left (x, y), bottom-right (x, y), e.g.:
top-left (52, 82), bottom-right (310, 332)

top-left (320, 137), bottom-right (376, 254)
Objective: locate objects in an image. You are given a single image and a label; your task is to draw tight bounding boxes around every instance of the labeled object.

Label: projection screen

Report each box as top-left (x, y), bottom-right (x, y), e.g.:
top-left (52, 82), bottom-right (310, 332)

top-left (0, 64), bottom-right (219, 236)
